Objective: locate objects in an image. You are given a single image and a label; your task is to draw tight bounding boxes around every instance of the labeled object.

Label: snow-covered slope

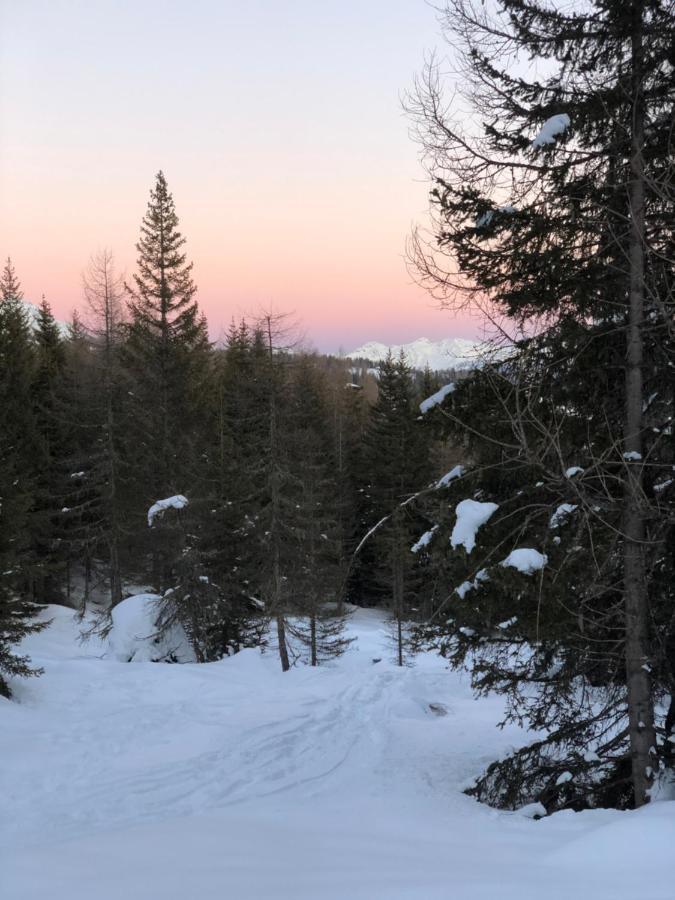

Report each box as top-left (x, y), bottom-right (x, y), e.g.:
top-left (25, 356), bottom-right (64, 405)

top-left (347, 337), bottom-right (482, 371)
top-left (1, 605), bottom-right (673, 900)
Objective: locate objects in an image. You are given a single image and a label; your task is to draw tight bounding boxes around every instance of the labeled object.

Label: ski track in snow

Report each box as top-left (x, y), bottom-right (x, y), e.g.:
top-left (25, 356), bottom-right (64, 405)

top-left (2, 606), bottom-right (674, 900)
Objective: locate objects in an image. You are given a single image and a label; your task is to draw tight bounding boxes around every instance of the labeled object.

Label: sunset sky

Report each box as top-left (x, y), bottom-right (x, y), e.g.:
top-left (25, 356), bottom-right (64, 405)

top-left (0, 0), bottom-right (478, 352)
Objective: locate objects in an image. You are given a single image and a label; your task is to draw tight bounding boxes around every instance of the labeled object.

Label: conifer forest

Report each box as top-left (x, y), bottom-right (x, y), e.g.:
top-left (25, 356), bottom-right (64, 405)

top-left (1, 2), bottom-right (674, 898)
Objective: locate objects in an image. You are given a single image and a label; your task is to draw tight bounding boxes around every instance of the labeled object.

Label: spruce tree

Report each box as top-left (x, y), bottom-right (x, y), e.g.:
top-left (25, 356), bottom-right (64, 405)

top-left (30, 297), bottom-right (69, 601)
top-left (124, 171), bottom-right (211, 587)
top-left (0, 259), bottom-right (46, 695)
top-left (408, 0), bottom-right (674, 808)
top-left (284, 356), bottom-right (352, 665)
top-left (354, 352), bottom-right (432, 662)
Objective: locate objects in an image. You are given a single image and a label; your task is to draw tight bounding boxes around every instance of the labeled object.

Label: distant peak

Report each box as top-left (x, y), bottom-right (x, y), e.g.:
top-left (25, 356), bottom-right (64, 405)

top-left (346, 337), bottom-right (482, 372)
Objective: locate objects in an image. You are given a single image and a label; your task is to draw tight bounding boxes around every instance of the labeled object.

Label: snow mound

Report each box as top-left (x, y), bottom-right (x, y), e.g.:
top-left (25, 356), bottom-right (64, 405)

top-left (107, 594), bottom-right (195, 663)
top-left (420, 383), bottom-right (455, 414)
top-left (451, 500), bottom-right (498, 553)
top-left (532, 113), bottom-right (570, 148)
top-left (147, 494), bottom-right (189, 527)
top-left (501, 548), bottom-right (547, 574)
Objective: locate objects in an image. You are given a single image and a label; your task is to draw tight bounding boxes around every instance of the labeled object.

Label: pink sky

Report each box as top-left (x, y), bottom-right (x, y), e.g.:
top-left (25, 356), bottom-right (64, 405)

top-left (0, 0), bottom-right (478, 352)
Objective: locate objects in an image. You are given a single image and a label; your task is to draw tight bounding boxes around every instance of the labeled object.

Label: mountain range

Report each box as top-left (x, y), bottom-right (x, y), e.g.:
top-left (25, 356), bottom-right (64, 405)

top-left (346, 337), bottom-right (482, 371)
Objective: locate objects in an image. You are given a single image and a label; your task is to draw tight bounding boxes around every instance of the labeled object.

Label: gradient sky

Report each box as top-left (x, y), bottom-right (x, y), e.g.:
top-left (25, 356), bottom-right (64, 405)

top-left (0, 0), bottom-right (478, 352)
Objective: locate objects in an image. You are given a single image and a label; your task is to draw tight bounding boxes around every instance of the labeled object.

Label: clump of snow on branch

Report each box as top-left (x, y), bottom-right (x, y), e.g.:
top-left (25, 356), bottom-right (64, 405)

top-left (549, 503), bottom-right (577, 528)
top-left (420, 383), bottom-right (455, 413)
top-left (436, 465), bottom-right (464, 488)
top-left (476, 204), bottom-right (517, 228)
top-left (565, 466), bottom-right (584, 479)
top-left (147, 494), bottom-right (189, 527)
top-left (500, 548), bottom-right (548, 574)
top-left (411, 525), bottom-right (438, 554)
top-left (531, 113), bottom-right (570, 148)
top-left (623, 451), bottom-right (642, 461)
top-left (451, 500), bottom-right (498, 553)
top-left (455, 568), bottom-right (489, 599)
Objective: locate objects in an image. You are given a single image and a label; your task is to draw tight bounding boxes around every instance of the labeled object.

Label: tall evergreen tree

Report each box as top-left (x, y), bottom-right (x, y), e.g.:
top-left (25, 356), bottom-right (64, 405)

top-left (354, 352), bottom-right (433, 661)
top-left (30, 297), bottom-right (69, 601)
top-left (408, 0), bottom-right (674, 808)
top-left (124, 171), bottom-right (211, 587)
top-left (0, 259), bottom-right (46, 695)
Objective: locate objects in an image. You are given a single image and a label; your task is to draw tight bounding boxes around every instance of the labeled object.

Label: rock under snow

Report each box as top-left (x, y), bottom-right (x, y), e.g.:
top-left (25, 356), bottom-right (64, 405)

top-left (107, 594), bottom-right (195, 663)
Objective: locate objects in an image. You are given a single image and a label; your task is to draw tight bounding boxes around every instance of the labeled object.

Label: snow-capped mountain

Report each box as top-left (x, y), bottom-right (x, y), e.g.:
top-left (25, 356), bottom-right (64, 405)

top-left (346, 337), bottom-right (482, 371)
top-left (19, 299), bottom-right (69, 335)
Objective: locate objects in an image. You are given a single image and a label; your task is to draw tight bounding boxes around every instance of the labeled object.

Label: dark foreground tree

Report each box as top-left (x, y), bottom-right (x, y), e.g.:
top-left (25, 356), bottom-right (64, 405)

top-left (408, 0), bottom-right (674, 809)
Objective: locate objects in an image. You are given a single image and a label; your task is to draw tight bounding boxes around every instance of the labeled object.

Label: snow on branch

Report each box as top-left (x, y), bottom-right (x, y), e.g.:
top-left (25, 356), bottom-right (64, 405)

top-left (451, 499), bottom-right (498, 554)
top-left (531, 114), bottom-right (570, 149)
top-left (500, 548), bottom-right (547, 574)
top-left (147, 494), bottom-right (189, 527)
top-left (411, 525), bottom-right (438, 554)
top-left (420, 382), bottom-right (455, 413)
top-left (436, 465), bottom-right (464, 488)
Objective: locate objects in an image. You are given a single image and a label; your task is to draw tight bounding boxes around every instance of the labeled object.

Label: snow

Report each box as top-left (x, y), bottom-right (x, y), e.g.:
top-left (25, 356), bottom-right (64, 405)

top-left (347, 337), bottom-right (483, 372)
top-left (411, 525), bottom-right (438, 553)
top-left (451, 499), bottom-right (499, 553)
top-left (501, 548), bottom-right (548, 574)
top-left (476, 204), bottom-right (517, 227)
top-left (531, 113), bottom-right (570, 148)
top-left (550, 503), bottom-right (577, 528)
top-left (107, 594), bottom-right (195, 663)
top-left (456, 568), bottom-right (489, 599)
top-left (420, 382), bottom-right (455, 413)
top-left (147, 494), bottom-right (189, 527)
top-left (2, 605), bottom-right (674, 900)
top-left (436, 464), bottom-right (465, 488)
top-left (565, 466), bottom-right (584, 478)
top-left (623, 451), bottom-right (642, 461)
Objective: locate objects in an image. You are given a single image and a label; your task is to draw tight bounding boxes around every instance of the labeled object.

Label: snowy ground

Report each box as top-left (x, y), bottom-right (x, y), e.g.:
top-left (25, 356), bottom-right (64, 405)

top-left (2, 606), bottom-right (673, 900)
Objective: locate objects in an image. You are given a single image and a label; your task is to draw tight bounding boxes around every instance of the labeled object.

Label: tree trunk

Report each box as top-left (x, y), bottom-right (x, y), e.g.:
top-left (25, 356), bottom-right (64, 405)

top-left (623, 0), bottom-right (655, 808)
top-left (276, 614), bottom-right (290, 672)
top-left (310, 614), bottom-right (317, 666)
